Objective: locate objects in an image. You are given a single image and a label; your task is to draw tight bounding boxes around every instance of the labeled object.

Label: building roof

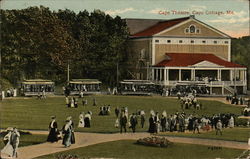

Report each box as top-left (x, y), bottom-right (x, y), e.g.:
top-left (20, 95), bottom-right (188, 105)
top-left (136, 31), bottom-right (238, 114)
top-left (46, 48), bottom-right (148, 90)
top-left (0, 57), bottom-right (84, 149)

top-left (132, 17), bottom-right (190, 37)
top-left (125, 18), bottom-right (163, 35)
top-left (155, 53), bottom-right (245, 68)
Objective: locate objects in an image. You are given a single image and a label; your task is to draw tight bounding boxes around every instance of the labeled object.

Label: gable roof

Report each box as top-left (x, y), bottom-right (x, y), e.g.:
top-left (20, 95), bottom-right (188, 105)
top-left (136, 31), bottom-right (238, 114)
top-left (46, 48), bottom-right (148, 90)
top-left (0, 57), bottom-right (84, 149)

top-left (132, 17), bottom-right (190, 37)
top-left (125, 18), bottom-right (162, 35)
top-left (155, 53), bottom-right (245, 68)
top-left (130, 16), bottom-right (231, 38)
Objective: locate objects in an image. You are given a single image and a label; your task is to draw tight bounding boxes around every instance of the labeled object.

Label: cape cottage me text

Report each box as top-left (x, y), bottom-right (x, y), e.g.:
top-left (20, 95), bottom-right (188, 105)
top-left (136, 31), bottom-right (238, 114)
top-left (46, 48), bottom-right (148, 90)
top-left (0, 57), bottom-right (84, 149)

top-left (159, 10), bottom-right (234, 16)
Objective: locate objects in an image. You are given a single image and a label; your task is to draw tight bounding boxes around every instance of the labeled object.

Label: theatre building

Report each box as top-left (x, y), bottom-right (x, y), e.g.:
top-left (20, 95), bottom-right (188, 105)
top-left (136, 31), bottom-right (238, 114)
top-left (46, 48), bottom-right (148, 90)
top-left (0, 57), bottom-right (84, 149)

top-left (126, 15), bottom-right (247, 95)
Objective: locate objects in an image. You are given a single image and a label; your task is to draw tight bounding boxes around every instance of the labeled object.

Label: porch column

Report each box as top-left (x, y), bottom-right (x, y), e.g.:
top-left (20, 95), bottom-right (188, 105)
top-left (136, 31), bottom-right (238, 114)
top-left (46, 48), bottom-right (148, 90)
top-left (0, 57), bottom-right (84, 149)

top-left (156, 69), bottom-right (158, 81)
top-left (179, 69), bottom-right (182, 81)
top-left (244, 70), bottom-right (247, 85)
top-left (152, 68), bottom-right (154, 81)
top-left (159, 68), bottom-right (162, 81)
top-left (217, 69), bottom-right (221, 81)
top-left (230, 70), bottom-right (233, 81)
top-left (193, 68), bottom-right (196, 81)
top-left (164, 68), bottom-right (166, 85)
top-left (191, 69), bottom-right (195, 81)
top-left (166, 69), bottom-right (169, 85)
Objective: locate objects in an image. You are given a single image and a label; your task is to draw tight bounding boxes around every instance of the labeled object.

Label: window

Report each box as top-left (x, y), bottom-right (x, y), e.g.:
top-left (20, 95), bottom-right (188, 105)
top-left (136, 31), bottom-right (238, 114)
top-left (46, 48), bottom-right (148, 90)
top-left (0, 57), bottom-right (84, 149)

top-left (185, 28), bottom-right (189, 33)
top-left (224, 41), bottom-right (228, 44)
top-left (196, 29), bottom-right (200, 33)
top-left (167, 40), bottom-right (171, 43)
top-left (202, 40), bottom-right (206, 43)
top-left (179, 40), bottom-right (183, 43)
top-left (213, 41), bottom-right (217, 44)
top-left (155, 40), bottom-right (159, 43)
top-left (190, 25), bottom-right (196, 33)
top-left (191, 40), bottom-right (194, 43)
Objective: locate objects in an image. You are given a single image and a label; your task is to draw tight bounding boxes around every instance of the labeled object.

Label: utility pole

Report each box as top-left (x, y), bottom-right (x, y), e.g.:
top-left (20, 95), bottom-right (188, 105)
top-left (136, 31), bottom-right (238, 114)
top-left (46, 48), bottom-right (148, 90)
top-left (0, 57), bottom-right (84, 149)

top-left (116, 62), bottom-right (119, 87)
top-left (67, 61), bottom-right (70, 82)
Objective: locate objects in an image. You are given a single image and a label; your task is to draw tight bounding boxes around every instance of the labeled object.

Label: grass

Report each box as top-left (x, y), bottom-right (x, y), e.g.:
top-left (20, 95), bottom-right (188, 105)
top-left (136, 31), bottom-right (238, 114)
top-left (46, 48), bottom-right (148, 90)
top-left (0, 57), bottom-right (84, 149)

top-left (0, 95), bottom-right (245, 134)
top-left (35, 140), bottom-right (244, 159)
top-left (158, 127), bottom-right (250, 142)
top-left (0, 133), bottom-right (47, 149)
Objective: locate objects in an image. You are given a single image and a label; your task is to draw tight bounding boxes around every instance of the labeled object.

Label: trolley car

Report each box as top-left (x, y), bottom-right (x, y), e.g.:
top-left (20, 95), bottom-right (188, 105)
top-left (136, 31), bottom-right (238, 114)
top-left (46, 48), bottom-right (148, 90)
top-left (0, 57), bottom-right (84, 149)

top-left (119, 80), bottom-right (155, 96)
top-left (20, 79), bottom-right (55, 96)
top-left (68, 79), bottom-right (101, 95)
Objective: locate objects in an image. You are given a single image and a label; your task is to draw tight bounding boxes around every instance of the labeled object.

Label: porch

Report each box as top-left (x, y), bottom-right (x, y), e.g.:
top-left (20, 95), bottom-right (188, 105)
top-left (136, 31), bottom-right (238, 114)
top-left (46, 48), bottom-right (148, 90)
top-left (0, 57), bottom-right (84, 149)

top-left (152, 67), bottom-right (247, 95)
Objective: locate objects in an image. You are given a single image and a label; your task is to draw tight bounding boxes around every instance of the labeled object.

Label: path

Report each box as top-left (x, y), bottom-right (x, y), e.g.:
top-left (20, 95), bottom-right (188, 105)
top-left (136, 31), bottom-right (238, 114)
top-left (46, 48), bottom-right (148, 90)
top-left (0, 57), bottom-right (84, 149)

top-left (1, 131), bottom-right (249, 159)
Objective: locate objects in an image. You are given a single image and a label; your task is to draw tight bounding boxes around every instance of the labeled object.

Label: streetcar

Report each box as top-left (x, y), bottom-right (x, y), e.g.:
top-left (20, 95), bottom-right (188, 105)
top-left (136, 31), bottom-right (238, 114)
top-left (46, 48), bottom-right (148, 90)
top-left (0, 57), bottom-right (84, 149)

top-left (20, 79), bottom-right (55, 96)
top-left (119, 80), bottom-right (155, 96)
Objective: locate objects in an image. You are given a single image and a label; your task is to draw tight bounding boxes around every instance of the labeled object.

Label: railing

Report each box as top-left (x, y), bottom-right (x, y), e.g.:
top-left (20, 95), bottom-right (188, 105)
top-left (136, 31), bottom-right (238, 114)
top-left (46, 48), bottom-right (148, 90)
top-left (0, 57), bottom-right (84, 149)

top-left (153, 80), bottom-right (245, 86)
top-left (223, 85), bottom-right (235, 94)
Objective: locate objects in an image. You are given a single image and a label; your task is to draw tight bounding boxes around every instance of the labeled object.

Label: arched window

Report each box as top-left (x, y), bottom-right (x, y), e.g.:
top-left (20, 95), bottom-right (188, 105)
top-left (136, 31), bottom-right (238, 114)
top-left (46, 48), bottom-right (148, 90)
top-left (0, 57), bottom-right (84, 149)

top-left (189, 25), bottom-right (196, 33)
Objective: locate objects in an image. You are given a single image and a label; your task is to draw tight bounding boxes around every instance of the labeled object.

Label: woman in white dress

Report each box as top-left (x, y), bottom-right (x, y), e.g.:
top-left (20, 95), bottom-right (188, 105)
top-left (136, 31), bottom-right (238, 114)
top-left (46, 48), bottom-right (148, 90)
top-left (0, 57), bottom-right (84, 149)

top-left (78, 112), bottom-right (85, 128)
top-left (70, 97), bottom-right (74, 108)
top-left (229, 116), bottom-right (234, 128)
top-left (1, 128), bottom-right (13, 158)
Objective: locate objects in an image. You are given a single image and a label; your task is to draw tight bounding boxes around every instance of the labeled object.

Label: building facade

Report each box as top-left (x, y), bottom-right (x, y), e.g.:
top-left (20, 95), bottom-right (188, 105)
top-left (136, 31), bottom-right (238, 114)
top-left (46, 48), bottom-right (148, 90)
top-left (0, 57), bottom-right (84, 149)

top-left (126, 15), bottom-right (247, 94)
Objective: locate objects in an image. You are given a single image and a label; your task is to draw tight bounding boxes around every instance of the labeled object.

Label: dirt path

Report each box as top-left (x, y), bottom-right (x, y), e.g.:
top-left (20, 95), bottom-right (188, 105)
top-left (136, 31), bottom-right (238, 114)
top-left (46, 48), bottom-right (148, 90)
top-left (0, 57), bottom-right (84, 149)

top-left (1, 131), bottom-right (249, 159)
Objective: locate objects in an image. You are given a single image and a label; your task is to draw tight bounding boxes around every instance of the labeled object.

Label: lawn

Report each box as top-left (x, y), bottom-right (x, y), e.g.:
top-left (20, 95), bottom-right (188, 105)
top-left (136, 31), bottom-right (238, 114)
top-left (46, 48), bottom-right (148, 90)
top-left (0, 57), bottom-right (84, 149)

top-left (0, 95), bottom-right (244, 134)
top-left (35, 140), bottom-right (244, 159)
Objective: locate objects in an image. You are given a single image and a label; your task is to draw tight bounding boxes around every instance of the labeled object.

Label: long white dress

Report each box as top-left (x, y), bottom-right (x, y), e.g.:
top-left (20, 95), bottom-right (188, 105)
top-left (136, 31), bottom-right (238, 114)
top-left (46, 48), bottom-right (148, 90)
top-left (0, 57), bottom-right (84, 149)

top-left (1, 132), bottom-right (13, 157)
top-left (78, 113), bottom-right (85, 127)
top-left (229, 117), bottom-right (234, 128)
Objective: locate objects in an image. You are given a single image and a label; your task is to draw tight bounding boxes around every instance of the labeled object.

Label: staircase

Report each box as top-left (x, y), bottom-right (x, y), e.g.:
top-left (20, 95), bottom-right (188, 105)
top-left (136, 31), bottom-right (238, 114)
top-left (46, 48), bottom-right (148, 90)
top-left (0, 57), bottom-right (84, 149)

top-left (224, 85), bottom-right (235, 94)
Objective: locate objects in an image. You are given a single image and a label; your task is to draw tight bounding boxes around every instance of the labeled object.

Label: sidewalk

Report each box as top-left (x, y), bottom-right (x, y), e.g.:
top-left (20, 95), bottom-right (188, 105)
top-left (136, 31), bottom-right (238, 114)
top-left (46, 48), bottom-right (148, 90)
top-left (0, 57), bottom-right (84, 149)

top-left (1, 131), bottom-right (248, 159)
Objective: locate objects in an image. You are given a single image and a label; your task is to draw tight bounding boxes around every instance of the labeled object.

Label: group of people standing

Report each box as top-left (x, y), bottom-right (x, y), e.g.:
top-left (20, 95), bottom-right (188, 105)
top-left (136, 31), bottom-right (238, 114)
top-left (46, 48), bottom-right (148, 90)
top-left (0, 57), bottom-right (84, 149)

top-left (99, 105), bottom-right (111, 115)
top-left (78, 111), bottom-right (92, 128)
top-left (179, 95), bottom-right (202, 110)
top-left (65, 96), bottom-right (98, 108)
top-left (147, 110), bottom-right (234, 135)
top-left (226, 95), bottom-right (246, 105)
top-left (114, 107), bottom-right (146, 134)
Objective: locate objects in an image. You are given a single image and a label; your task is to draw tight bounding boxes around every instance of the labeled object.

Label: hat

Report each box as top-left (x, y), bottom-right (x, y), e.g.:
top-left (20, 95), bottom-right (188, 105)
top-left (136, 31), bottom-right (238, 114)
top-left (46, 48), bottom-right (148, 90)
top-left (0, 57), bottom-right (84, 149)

top-left (51, 116), bottom-right (56, 119)
top-left (6, 127), bottom-right (13, 131)
top-left (66, 116), bottom-right (72, 120)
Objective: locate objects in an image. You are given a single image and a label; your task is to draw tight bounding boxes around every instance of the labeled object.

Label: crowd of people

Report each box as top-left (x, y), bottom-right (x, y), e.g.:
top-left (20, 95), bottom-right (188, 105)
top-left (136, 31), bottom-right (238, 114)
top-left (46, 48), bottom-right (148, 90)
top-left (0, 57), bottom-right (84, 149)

top-left (65, 96), bottom-right (98, 108)
top-left (179, 95), bottom-right (202, 110)
top-left (226, 95), bottom-right (246, 105)
top-left (112, 105), bottom-right (235, 135)
top-left (99, 106), bottom-right (111, 115)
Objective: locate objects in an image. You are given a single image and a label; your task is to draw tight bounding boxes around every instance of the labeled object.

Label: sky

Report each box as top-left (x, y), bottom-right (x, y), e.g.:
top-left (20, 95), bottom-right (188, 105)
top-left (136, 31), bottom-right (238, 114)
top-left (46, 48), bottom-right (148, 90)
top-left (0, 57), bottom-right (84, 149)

top-left (1, 0), bottom-right (249, 38)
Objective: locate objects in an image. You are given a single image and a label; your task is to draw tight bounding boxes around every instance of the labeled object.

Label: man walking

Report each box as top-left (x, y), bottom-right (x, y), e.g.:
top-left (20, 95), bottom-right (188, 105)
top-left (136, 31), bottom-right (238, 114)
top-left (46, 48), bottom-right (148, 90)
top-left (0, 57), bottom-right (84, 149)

top-left (120, 112), bottom-right (127, 133)
top-left (130, 113), bottom-right (138, 133)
